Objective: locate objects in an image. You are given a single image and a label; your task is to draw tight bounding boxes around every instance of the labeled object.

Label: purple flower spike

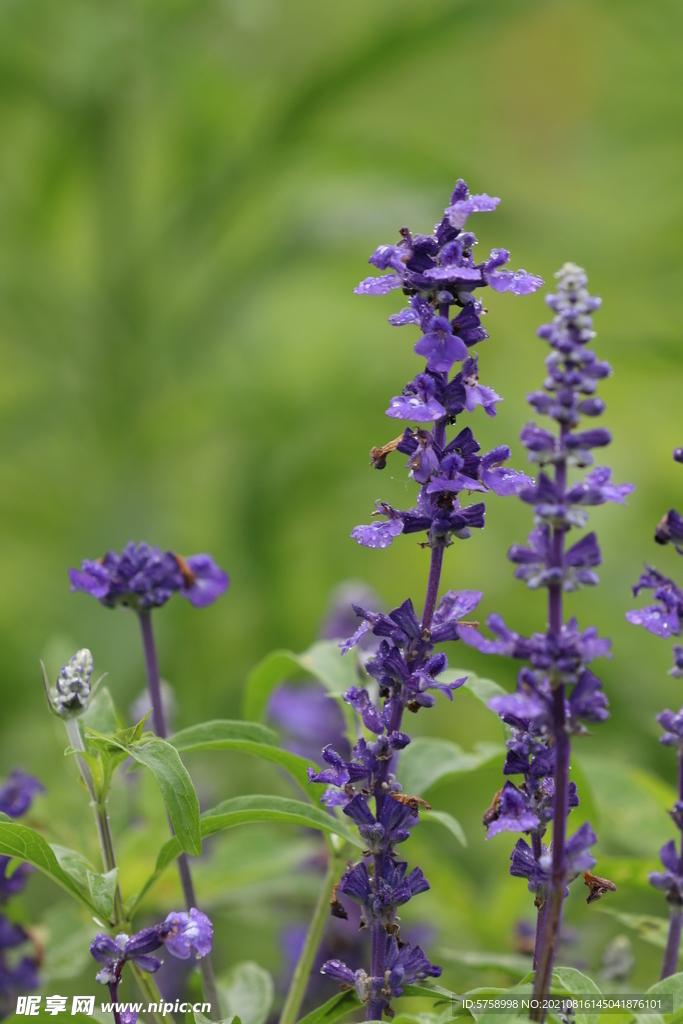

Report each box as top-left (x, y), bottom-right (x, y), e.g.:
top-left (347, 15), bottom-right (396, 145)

top-left (70, 541), bottom-right (228, 611)
top-left (0, 770), bottom-right (45, 819)
top-left (336, 179), bottom-right (541, 1020)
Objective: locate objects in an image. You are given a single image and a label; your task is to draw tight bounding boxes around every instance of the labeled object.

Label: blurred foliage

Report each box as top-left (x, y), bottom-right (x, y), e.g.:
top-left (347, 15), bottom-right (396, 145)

top-left (1, 0), bottom-right (683, 1015)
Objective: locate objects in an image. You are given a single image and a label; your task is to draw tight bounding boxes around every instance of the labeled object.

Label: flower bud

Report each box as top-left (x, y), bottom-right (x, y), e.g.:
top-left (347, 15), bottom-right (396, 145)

top-left (42, 648), bottom-right (94, 718)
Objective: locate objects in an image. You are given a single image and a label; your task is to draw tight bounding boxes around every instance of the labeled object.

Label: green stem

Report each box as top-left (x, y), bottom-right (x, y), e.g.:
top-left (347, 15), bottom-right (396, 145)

top-left (65, 717), bottom-right (126, 925)
top-left (64, 719), bottom-right (173, 1021)
top-left (279, 848), bottom-right (346, 1024)
top-left (130, 962), bottom-right (173, 1024)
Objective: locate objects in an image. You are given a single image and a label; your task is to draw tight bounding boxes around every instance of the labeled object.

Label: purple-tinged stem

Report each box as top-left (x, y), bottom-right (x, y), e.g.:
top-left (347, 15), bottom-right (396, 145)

top-left (422, 545), bottom-right (445, 633)
top-left (532, 454), bottom-right (568, 1016)
top-left (661, 749), bottom-right (683, 978)
top-left (137, 610), bottom-right (221, 1021)
top-left (531, 831), bottom-right (546, 971)
top-left (661, 908), bottom-right (683, 980)
top-left (108, 982), bottom-right (122, 1024)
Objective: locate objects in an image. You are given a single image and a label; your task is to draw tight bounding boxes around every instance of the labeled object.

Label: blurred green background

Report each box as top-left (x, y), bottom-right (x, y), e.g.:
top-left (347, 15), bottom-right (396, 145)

top-left (3, 0), bottom-right (683, 1013)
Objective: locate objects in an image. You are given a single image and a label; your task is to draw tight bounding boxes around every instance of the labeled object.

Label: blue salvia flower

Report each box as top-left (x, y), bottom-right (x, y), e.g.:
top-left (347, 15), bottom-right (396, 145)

top-left (315, 180), bottom-right (541, 1021)
top-left (90, 910), bottom-right (213, 1024)
top-left (627, 447), bottom-right (683, 979)
top-left (459, 264), bottom-right (632, 996)
top-left (0, 770), bottom-right (44, 1018)
top-left (69, 541), bottom-right (228, 610)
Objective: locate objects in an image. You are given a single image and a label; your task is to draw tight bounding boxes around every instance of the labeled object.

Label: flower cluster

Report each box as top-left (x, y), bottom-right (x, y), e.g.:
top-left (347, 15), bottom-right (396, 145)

top-left (0, 770), bottom-right (44, 1019)
top-left (353, 181), bottom-right (541, 555)
top-left (458, 265), bottom-right (630, 988)
top-left (90, 909), bottom-right (212, 1023)
top-left (315, 181), bottom-right (541, 1021)
top-left (69, 541), bottom-right (228, 609)
top-left (627, 447), bottom-right (683, 976)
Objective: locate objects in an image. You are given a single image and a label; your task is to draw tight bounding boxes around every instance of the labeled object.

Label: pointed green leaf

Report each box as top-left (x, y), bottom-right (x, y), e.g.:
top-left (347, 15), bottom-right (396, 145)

top-left (598, 909), bottom-right (671, 951)
top-left (640, 972), bottom-right (683, 1024)
top-left (51, 845), bottom-right (97, 891)
top-left (421, 809), bottom-right (467, 847)
top-left (132, 795), bottom-right (361, 911)
top-left (552, 967), bottom-right (601, 1024)
top-left (437, 949), bottom-right (531, 977)
top-left (172, 720), bottom-right (279, 748)
top-left (217, 961), bottom-right (274, 1024)
top-left (401, 983), bottom-right (460, 1000)
top-left (398, 738), bottom-right (503, 796)
top-left (87, 867), bottom-right (118, 922)
top-left (168, 720), bottom-right (326, 803)
top-left (297, 641), bottom-right (360, 697)
top-left (295, 990), bottom-right (361, 1024)
top-left (93, 732), bottom-right (202, 857)
top-left (243, 642), bottom-right (359, 722)
top-left (80, 685), bottom-right (118, 737)
top-left (0, 822), bottom-right (96, 914)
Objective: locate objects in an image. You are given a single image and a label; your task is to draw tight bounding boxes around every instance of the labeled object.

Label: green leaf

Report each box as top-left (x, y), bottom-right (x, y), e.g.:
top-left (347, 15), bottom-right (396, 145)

top-left (295, 990), bottom-right (361, 1024)
top-left (134, 795), bottom-right (361, 910)
top-left (0, 822), bottom-right (96, 914)
top-left (398, 738), bottom-right (503, 796)
top-left (168, 720), bottom-right (326, 803)
top-left (195, 1015), bottom-right (241, 1024)
top-left (243, 641), bottom-right (359, 722)
top-left (552, 967), bottom-right (602, 1024)
top-left (217, 961), bottom-right (274, 1024)
top-left (598, 909), bottom-right (671, 951)
top-left (646, 972), bottom-right (683, 1015)
top-left (437, 949), bottom-right (532, 978)
top-left (421, 809), bottom-right (467, 846)
top-left (80, 685), bottom-right (118, 736)
top-left (576, 755), bottom-right (676, 856)
top-left (50, 844), bottom-right (98, 891)
top-left (40, 904), bottom-right (99, 982)
top-left (172, 720), bottom-right (279, 747)
top-left (401, 983), bottom-right (460, 1000)
top-left (87, 867), bottom-right (118, 921)
top-left (446, 669), bottom-right (507, 705)
top-left (106, 734), bottom-right (202, 857)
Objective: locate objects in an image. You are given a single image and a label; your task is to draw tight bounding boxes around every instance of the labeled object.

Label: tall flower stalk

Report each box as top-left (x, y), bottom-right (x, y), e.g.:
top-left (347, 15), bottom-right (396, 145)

top-left (307, 180), bottom-right (542, 1021)
top-left (68, 542), bottom-right (228, 1016)
top-left (627, 448), bottom-right (683, 977)
top-left (460, 264), bottom-right (633, 1009)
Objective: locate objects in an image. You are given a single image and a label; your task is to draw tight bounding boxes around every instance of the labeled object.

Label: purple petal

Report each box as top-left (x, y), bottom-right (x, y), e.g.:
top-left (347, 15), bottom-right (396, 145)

top-left (355, 274), bottom-right (402, 295)
top-left (483, 466), bottom-right (533, 496)
top-left (180, 555), bottom-right (229, 608)
top-left (488, 269), bottom-right (544, 295)
top-left (386, 395), bottom-right (446, 422)
top-left (389, 307), bottom-right (420, 327)
top-left (351, 518), bottom-right (404, 549)
top-left (446, 194), bottom-right (500, 229)
top-left (626, 605), bottom-right (679, 638)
